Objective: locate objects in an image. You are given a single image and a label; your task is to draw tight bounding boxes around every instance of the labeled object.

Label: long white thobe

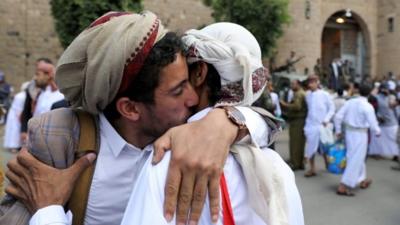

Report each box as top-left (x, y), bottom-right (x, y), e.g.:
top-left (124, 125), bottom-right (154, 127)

top-left (29, 107), bottom-right (271, 225)
top-left (121, 107), bottom-right (304, 225)
top-left (33, 85), bottom-right (64, 117)
top-left (334, 96), bottom-right (381, 188)
top-left (304, 89), bottom-right (335, 158)
top-left (3, 91), bottom-right (26, 149)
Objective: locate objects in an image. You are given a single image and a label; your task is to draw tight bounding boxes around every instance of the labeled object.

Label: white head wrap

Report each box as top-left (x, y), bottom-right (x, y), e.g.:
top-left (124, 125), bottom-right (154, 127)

top-left (182, 22), bottom-right (269, 106)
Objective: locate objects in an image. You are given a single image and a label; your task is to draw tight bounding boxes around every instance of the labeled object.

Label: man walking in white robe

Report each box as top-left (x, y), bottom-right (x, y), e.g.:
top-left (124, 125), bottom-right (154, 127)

top-left (304, 75), bottom-right (335, 177)
top-left (334, 83), bottom-right (380, 196)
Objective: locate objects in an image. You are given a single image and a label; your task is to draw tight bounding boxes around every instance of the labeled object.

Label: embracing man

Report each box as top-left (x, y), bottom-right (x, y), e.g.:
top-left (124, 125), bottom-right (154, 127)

top-left (2, 11), bottom-right (283, 225)
top-left (121, 22), bottom-right (304, 225)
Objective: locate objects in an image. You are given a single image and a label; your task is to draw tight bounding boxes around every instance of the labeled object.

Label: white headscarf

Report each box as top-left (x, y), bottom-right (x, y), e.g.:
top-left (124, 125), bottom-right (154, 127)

top-left (182, 22), bottom-right (268, 106)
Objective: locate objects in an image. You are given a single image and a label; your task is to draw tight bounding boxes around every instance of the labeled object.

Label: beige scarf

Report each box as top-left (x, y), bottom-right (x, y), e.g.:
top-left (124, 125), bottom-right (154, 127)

top-left (55, 11), bottom-right (167, 114)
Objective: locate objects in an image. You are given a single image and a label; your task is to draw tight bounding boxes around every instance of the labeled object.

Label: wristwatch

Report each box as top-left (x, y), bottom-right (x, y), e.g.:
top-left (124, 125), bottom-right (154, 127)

top-left (219, 106), bottom-right (247, 130)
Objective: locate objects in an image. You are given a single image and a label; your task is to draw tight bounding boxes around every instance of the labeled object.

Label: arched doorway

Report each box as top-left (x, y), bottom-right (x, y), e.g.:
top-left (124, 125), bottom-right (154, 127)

top-left (321, 10), bottom-right (370, 84)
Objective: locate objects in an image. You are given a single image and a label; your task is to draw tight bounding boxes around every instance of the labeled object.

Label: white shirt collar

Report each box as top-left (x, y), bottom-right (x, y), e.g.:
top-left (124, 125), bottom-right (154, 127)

top-left (99, 113), bottom-right (151, 158)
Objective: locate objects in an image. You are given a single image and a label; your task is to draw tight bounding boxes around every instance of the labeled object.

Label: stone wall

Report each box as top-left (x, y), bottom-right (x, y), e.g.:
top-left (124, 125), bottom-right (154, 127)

top-left (0, 0), bottom-right (63, 90)
top-left (0, 0), bottom-right (212, 92)
top-left (1, 0), bottom-right (399, 90)
top-left (275, 0), bottom-right (379, 78)
top-left (143, 0), bottom-right (213, 33)
top-left (377, 0), bottom-right (400, 78)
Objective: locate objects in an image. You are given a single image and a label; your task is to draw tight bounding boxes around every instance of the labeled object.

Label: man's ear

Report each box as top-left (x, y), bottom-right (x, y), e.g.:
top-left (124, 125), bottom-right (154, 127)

top-left (115, 97), bottom-right (141, 121)
top-left (190, 61), bottom-right (208, 87)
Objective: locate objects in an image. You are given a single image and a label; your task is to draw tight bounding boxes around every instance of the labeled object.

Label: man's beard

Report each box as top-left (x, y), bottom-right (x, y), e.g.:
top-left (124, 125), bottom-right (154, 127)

top-left (35, 81), bottom-right (47, 89)
top-left (141, 105), bottom-right (195, 141)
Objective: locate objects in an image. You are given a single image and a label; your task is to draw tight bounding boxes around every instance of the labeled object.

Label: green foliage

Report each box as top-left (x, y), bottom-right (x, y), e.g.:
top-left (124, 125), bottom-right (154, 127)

top-left (50, 0), bottom-right (143, 48)
top-left (203, 0), bottom-right (290, 56)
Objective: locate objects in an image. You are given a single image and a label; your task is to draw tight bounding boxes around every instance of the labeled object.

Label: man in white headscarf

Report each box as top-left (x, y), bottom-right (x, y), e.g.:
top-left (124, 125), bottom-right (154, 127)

top-left (121, 22), bottom-right (304, 225)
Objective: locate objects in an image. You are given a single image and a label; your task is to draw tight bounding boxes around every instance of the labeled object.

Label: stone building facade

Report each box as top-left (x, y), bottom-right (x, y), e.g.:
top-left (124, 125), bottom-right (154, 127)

top-left (0, 0), bottom-right (63, 89)
top-left (0, 0), bottom-right (399, 89)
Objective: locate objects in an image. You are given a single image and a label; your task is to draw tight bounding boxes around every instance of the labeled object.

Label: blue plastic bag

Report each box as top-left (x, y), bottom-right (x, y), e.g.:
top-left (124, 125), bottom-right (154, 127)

top-left (326, 141), bottom-right (346, 174)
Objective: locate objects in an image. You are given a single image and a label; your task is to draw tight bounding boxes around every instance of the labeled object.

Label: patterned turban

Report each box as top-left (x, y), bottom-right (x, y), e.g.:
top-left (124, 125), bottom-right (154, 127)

top-left (55, 11), bottom-right (167, 114)
top-left (182, 22), bottom-right (269, 107)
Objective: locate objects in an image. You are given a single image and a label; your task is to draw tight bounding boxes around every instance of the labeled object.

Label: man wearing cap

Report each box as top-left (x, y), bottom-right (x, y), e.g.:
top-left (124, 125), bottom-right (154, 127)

top-left (303, 75), bottom-right (335, 177)
top-left (3, 11), bottom-right (275, 225)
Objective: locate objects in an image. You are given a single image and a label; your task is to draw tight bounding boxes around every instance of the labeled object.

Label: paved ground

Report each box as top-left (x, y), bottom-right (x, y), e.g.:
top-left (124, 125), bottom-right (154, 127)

top-left (0, 128), bottom-right (399, 225)
top-left (274, 130), bottom-right (400, 225)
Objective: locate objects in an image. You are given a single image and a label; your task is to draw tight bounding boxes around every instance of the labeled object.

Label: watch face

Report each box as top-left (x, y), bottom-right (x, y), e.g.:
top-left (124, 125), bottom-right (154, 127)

top-left (227, 107), bottom-right (246, 128)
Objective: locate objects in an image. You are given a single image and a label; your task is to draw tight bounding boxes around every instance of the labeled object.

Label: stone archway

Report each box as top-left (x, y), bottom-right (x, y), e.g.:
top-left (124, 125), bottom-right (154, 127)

top-left (321, 10), bottom-right (371, 83)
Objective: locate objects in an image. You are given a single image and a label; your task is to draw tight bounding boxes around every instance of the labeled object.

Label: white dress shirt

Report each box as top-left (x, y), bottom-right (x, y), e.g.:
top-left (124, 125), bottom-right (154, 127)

top-left (29, 107), bottom-right (269, 225)
top-left (33, 85), bottom-right (64, 117)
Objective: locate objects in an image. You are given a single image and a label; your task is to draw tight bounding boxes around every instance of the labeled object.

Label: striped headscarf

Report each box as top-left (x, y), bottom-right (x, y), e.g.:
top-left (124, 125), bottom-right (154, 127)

top-left (55, 11), bottom-right (167, 114)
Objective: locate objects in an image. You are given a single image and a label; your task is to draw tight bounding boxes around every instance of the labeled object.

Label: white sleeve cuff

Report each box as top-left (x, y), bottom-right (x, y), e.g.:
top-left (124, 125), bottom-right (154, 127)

top-left (30, 205), bottom-right (72, 225)
top-left (235, 106), bottom-right (269, 147)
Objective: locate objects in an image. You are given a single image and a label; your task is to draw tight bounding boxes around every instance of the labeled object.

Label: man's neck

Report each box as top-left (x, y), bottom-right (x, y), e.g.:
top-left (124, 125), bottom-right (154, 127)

top-left (194, 85), bottom-right (210, 112)
top-left (109, 117), bottom-right (155, 149)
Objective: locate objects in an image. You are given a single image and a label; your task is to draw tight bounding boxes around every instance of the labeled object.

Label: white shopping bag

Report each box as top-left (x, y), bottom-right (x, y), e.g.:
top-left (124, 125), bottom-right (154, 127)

top-left (319, 123), bottom-right (334, 145)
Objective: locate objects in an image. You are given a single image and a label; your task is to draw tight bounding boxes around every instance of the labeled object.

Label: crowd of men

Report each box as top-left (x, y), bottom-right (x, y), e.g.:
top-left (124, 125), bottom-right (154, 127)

top-left (273, 71), bottom-right (400, 196)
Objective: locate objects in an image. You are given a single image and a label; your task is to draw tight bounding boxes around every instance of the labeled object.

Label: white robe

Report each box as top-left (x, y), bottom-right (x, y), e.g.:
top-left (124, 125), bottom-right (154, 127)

top-left (342, 130), bottom-right (368, 188)
top-left (334, 96), bottom-right (381, 188)
top-left (304, 89), bottom-right (335, 158)
top-left (3, 91), bottom-right (26, 149)
top-left (121, 108), bottom-right (304, 225)
top-left (368, 125), bottom-right (399, 157)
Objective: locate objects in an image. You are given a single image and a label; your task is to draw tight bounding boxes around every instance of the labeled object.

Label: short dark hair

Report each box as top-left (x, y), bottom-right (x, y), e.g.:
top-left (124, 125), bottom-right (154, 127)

top-left (353, 82), bottom-right (360, 90)
top-left (37, 57), bottom-right (53, 64)
top-left (188, 62), bottom-right (221, 105)
top-left (359, 83), bottom-right (372, 97)
top-left (337, 88), bottom-right (344, 96)
top-left (104, 32), bottom-right (184, 120)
